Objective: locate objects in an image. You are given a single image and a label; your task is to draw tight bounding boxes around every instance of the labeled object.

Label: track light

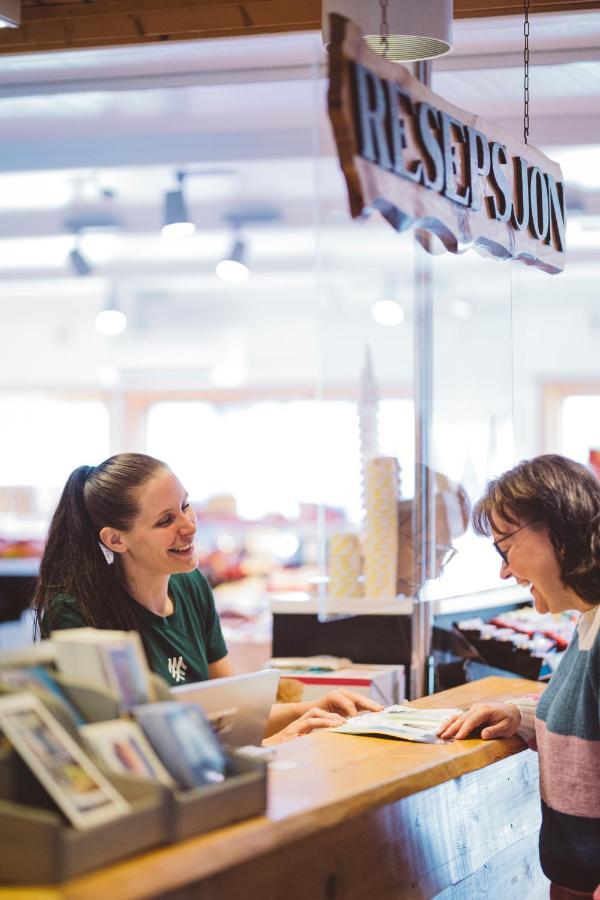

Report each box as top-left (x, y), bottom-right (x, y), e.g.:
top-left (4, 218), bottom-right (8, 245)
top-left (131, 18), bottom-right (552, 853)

top-left (162, 171), bottom-right (195, 238)
top-left (215, 237), bottom-right (250, 284)
top-left (95, 284), bottom-right (127, 336)
top-left (322, 0), bottom-right (453, 62)
top-left (0, 1), bottom-right (20, 28)
top-left (69, 244), bottom-right (92, 277)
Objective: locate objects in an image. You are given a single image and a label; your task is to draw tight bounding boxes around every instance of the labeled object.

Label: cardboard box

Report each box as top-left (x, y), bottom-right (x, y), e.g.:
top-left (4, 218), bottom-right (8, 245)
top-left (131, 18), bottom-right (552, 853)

top-left (279, 663), bottom-right (405, 707)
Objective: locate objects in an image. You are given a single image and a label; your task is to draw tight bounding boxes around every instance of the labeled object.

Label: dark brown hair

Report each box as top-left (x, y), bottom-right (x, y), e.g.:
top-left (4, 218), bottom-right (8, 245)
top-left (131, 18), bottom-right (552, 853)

top-left (473, 453), bottom-right (600, 605)
top-left (34, 453), bottom-right (167, 638)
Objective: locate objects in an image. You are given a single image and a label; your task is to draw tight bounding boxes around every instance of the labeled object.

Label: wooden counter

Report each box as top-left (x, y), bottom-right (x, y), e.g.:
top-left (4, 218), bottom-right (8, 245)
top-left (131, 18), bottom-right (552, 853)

top-left (1, 676), bottom-right (547, 900)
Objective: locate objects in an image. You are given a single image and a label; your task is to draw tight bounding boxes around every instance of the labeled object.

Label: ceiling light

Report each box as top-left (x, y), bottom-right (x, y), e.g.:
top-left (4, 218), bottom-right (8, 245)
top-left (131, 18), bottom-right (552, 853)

top-left (95, 283), bottom-right (127, 336)
top-left (372, 300), bottom-right (405, 326)
top-left (0, 0), bottom-right (20, 28)
top-left (216, 238), bottom-right (250, 284)
top-left (322, 0), bottom-right (453, 62)
top-left (95, 309), bottom-right (127, 336)
top-left (162, 171), bottom-right (195, 239)
top-left (69, 246), bottom-right (92, 277)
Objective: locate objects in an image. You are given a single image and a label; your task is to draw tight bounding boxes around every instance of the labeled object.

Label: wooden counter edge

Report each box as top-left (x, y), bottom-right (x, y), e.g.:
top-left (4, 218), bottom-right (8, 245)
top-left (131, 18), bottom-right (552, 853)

top-left (1, 676), bottom-right (542, 899)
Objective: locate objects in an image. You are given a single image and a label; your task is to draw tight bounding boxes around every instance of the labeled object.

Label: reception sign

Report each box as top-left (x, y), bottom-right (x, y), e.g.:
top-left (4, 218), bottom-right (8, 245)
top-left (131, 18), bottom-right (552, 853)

top-left (327, 15), bottom-right (566, 274)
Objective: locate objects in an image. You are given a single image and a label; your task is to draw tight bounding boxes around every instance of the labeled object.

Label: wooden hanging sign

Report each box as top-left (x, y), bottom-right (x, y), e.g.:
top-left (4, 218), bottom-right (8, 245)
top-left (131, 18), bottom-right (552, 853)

top-left (327, 15), bottom-right (566, 274)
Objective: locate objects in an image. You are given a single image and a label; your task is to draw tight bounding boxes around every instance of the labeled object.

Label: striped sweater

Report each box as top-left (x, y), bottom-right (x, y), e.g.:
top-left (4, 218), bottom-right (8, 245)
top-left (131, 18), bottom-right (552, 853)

top-left (516, 604), bottom-right (600, 893)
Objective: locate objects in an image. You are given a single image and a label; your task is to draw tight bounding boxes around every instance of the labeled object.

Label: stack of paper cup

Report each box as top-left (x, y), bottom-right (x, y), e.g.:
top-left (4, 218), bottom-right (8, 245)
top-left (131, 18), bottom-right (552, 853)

top-left (328, 533), bottom-right (362, 599)
top-left (363, 456), bottom-right (399, 600)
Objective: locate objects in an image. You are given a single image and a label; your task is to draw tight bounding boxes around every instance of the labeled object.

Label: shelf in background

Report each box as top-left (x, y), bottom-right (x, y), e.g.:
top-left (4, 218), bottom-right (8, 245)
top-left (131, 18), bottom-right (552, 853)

top-left (269, 585), bottom-right (531, 618)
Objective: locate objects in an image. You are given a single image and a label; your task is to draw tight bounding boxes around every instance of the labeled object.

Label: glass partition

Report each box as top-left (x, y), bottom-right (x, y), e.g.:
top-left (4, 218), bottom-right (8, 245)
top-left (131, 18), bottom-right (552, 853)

top-left (426, 248), bottom-right (515, 602)
top-left (0, 27), bottom-right (598, 691)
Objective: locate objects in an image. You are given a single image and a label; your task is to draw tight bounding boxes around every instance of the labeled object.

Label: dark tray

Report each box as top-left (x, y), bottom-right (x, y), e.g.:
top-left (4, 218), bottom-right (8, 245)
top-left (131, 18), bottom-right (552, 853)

top-left (166, 752), bottom-right (267, 843)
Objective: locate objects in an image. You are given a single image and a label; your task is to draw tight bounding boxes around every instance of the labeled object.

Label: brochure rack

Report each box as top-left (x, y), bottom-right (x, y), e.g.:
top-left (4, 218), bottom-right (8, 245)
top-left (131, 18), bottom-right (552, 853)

top-left (0, 742), bottom-right (167, 884)
top-left (0, 669), bottom-right (268, 883)
top-left (0, 739), bottom-right (267, 883)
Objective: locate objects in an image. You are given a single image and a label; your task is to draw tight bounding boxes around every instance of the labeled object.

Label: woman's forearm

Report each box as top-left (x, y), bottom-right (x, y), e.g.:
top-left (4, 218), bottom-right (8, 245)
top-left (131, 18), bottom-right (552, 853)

top-left (264, 701), bottom-right (310, 737)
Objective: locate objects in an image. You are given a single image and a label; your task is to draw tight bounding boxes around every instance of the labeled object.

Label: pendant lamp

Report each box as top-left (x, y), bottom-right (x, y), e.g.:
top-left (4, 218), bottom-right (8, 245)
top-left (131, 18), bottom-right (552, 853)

top-left (322, 0), bottom-right (453, 62)
top-left (162, 171), bottom-right (195, 239)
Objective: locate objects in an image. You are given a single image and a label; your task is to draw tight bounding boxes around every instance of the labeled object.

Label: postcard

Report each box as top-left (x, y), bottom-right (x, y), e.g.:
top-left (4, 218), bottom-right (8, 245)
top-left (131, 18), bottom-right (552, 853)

top-left (0, 665), bottom-right (86, 726)
top-left (100, 642), bottom-right (150, 711)
top-left (0, 692), bottom-right (130, 829)
top-left (80, 719), bottom-right (176, 788)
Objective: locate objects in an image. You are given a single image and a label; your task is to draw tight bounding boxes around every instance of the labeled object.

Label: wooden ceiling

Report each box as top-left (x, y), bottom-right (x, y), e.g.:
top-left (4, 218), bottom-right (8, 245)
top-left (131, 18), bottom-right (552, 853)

top-left (2, 0), bottom-right (600, 55)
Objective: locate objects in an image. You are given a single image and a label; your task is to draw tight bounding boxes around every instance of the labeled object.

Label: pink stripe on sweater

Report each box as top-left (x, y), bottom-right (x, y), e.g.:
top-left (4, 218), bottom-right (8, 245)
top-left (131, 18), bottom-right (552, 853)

top-left (536, 720), bottom-right (600, 819)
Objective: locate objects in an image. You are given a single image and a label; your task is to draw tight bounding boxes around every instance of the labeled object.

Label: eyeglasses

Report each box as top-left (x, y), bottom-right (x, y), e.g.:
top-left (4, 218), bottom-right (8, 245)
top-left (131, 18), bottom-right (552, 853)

top-left (493, 521), bottom-right (537, 564)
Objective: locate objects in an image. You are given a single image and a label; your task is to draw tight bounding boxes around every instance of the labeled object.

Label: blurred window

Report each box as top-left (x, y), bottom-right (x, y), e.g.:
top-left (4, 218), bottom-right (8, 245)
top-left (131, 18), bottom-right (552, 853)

top-left (0, 394), bottom-right (109, 534)
top-left (145, 398), bottom-right (413, 522)
top-left (0, 394), bottom-right (109, 487)
top-left (560, 394), bottom-right (600, 463)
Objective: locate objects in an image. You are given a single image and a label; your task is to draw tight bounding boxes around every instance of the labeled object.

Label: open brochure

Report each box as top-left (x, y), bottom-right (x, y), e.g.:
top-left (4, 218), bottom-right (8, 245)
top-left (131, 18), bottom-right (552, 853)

top-left (332, 705), bottom-right (462, 744)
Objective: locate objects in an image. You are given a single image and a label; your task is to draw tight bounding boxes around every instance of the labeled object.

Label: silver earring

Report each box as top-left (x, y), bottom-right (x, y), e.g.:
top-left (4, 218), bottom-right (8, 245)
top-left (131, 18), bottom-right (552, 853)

top-left (99, 542), bottom-right (114, 565)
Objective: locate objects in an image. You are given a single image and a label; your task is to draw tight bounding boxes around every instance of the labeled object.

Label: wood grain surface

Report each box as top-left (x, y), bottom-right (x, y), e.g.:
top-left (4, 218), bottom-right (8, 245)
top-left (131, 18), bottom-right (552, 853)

top-left (0, 1), bottom-right (599, 53)
top-left (0, 676), bottom-right (545, 899)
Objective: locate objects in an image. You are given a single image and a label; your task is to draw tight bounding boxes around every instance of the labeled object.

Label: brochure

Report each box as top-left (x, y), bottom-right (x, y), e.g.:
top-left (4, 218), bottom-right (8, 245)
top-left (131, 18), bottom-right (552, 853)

top-left (332, 705), bottom-right (462, 744)
top-left (0, 692), bottom-right (130, 829)
top-left (267, 655), bottom-right (352, 672)
top-left (80, 719), bottom-right (177, 788)
top-left (0, 665), bottom-right (86, 726)
top-left (133, 702), bottom-right (229, 790)
top-left (52, 628), bottom-right (152, 712)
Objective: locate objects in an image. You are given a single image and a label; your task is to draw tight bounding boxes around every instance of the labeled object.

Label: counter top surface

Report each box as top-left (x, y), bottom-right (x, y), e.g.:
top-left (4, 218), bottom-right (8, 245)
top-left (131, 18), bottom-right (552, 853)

top-left (267, 675), bottom-right (539, 823)
top-left (1, 675), bottom-right (542, 899)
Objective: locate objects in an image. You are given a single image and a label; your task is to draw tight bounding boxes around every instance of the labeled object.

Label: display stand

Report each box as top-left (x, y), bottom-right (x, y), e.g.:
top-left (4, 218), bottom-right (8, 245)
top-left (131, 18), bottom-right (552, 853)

top-left (0, 743), bottom-right (167, 884)
top-left (0, 668), bottom-right (268, 883)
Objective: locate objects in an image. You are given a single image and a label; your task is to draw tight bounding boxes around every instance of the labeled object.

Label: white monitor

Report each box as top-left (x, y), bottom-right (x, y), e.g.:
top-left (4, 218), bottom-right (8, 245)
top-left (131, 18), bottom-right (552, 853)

top-left (170, 669), bottom-right (280, 747)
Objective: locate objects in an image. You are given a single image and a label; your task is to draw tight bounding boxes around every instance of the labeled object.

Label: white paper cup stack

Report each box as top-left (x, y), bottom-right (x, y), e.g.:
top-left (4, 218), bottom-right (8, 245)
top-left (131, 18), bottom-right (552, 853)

top-left (363, 456), bottom-right (399, 600)
top-left (327, 533), bottom-right (362, 599)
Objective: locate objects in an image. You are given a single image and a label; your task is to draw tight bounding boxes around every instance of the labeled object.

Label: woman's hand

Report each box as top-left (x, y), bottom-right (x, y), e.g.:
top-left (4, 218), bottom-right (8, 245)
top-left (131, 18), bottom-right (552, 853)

top-left (310, 689), bottom-right (384, 717)
top-left (437, 702), bottom-right (521, 741)
top-left (264, 689), bottom-right (384, 738)
top-left (262, 707), bottom-right (346, 745)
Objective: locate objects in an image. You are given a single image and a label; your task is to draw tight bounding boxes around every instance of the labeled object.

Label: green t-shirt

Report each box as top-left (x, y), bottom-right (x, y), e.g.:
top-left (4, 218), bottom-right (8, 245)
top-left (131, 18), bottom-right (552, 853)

top-left (49, 569), bottom-right (228, 687)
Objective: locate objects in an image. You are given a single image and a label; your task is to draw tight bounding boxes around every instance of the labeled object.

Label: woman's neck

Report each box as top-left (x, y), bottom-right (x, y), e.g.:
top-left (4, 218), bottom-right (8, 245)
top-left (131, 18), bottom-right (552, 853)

top-left (122, 565), bottom-right (173, 616)
top-left (565, 585), bottom-right (596, 614)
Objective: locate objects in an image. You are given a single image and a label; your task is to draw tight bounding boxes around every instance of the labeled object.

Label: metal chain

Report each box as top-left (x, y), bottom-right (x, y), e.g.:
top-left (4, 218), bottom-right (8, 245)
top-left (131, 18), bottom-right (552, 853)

top-left (523, 0), bottom-right (530, 144)
top-left (379, 0), bottom-right (390, 59)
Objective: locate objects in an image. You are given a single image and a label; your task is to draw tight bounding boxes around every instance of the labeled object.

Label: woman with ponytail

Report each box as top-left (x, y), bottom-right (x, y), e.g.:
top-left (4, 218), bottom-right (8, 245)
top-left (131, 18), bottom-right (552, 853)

top-left (437, 455), bottom-right (600, 899)
top-left (36, 453), bottom-right (381, 744)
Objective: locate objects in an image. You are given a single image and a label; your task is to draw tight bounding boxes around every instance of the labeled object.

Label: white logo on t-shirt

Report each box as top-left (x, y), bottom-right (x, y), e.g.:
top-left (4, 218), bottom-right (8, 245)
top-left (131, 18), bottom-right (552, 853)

top-left (168, 656), bottom-right (188, 683)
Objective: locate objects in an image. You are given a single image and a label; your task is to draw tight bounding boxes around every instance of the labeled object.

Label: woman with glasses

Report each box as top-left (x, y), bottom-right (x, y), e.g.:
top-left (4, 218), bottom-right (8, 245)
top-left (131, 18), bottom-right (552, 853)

top-left (438, 454), bottom-right (600, 900)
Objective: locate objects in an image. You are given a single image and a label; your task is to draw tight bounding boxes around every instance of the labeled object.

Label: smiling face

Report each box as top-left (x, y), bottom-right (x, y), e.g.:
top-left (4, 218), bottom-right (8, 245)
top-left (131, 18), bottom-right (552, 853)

top-left (104, 467), bottom-right (199, 580)
top-left (492, 513), bottom-right (586, 614)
